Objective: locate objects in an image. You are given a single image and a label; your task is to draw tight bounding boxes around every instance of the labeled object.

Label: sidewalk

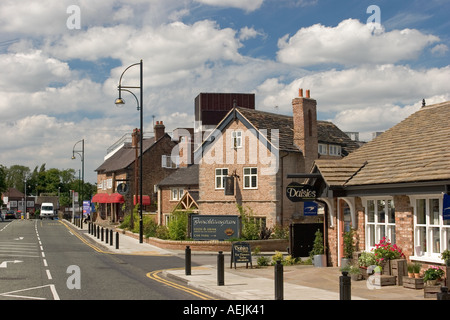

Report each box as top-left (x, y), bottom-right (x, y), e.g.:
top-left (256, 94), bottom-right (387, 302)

top-left (69, 220), bottom-right (433, 300)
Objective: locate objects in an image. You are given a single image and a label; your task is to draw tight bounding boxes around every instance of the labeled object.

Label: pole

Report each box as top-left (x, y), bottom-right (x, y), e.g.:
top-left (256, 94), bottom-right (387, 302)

top-left (340, 271), bottom-right (351, 300)
top-left (217, 251), bottom-right (224, 286)
top-left (139, 59), bottom-right (143, 244)
top-left (275, 260), bottom-right (283, 300)
top-left (185, 246), bottom-right (191, 275)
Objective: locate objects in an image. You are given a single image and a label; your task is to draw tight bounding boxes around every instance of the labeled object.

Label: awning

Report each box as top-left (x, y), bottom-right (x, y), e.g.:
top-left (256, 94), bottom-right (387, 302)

top-left (133, 195), bottom-right (150, 206)
top-left (109, 193), bottom-right (125, 203)
top-left (92, 193), bottom-right (109, 203)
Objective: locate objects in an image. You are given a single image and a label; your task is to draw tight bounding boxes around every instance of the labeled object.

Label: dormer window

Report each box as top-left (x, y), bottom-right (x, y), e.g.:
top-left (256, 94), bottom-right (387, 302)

top-left (329, 145), bottom-right (342, 156)
top-left (318, 144), bottom-right (328, 155)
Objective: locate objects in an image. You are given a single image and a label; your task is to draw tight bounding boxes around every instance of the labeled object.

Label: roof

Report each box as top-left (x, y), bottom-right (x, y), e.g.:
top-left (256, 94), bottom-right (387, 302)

top-left (197, 107), bottom-right (359, 155)
top-left (96, 136), bottom-right (160, 173)
top-left (157, 164), bottom-right (199, 187)
top-left (314, 100), bottom-right (450, 187)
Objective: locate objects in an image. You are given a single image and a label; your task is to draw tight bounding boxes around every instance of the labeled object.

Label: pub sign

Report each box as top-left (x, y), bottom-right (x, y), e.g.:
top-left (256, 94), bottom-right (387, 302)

top-left (286, 182), bottom-right (317, 202)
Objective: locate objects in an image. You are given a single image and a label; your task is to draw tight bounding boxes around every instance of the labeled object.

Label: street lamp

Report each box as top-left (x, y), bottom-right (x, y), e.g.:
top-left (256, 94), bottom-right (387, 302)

top-left (72, 139), bottom-right (84, 224)
top-left (115, 59), bottom-right (144, 243)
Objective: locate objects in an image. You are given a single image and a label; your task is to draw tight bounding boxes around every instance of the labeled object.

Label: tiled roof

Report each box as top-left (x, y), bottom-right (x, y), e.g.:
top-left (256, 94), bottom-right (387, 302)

top-left (315, 100), bottom-right (450, 187)
top-left (95, 137), bottom-right (156, 173)
top-left (236, 107), bottom-right (359, 155)
top-left (157, 164), bottom-right (199, 186)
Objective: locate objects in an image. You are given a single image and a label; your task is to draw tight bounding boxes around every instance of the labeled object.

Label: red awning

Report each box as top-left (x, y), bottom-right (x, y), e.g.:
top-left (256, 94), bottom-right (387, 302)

top-left (92, 193), bottom-right (109, 203)
top-left (109, 193), bottom-right (125, 203)
top-left (133, 195), bottom-right (150, 206)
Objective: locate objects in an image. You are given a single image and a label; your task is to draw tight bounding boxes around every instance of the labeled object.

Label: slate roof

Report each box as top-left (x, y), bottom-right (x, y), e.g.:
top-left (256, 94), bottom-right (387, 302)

top-left (157, 164), bottom-right (199, 186)
top-left (314, 100), bottom-right (450, 187)
top-left (236, 107), bottom-right (360, 155)
top-left (95, 137), bottom-right (156, 173)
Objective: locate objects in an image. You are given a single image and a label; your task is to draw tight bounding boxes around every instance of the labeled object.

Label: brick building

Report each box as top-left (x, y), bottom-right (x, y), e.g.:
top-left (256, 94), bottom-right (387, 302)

top-left (308, 100), bottom-right (450, 267)
top-left (195, 89), bottom-right (359, 230)
top-left (94, 121), bottom-right (177, 223)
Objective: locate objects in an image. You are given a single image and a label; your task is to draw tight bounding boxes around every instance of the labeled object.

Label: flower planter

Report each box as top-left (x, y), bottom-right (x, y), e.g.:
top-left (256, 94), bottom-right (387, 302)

top-left (403, 276), bottom-right (424, 289)
top-left (313, 254), bottom-right (326, 267)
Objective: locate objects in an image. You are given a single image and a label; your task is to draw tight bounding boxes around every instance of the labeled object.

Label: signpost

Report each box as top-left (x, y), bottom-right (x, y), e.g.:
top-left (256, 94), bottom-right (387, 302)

top-left (230, 242), bottom-right (252, 269)
top-left (286, 182), bottom-right (316, 202)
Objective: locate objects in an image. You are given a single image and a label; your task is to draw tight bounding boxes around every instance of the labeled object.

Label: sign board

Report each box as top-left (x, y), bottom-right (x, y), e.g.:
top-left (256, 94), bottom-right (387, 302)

top-left (444, 194), bottom-right (450, 220)
top-left (83, 200), bottom-right (91, 216)
top-left (224, 176), bottom-right (234, 196)
top-left (190, 215), bottom-right (240, 240)
top-left (117, 183), bottom-right (129, 195)
top-left (303, 201), bottom-right (318, 216)
top-left (231, 242), bottom-right (252, 269)
top-left (286, 182), bottom-right (316, 202)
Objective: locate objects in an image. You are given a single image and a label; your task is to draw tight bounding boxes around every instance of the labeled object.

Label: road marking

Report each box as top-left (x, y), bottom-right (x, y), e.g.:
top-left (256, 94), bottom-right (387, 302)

top-left (43, 259), bottom-right (48, 267)
top-left (0, 260), bottom-right (23, 268)
top-left (146, 269), bottom-right (216, 300)
top-left (0, 284), bottom-right (60, 300)
top-left (46, 270), bottom-right (52, 280)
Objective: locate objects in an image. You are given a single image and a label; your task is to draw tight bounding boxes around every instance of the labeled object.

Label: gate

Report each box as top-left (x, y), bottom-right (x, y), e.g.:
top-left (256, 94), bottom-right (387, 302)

top-left (289, 223), bottom-right (323, 258)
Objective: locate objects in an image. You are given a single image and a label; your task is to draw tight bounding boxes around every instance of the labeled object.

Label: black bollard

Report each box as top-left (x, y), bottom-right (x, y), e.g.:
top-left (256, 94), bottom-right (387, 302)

top-left (116, 232), bottom-right (119, 249)
top-left (437, 286), bottom-right (450, 300)
top-left (217, 251), bottom-right (224, 286)
top-left (97, 226), bottom-right (100, 239)
top-left (105, 228), bottom-right (109, 243)
top-left (101, 227), bottom-right (104, 241)
top-left (88, 222), bottom-right (91, 234)
top-left (274, 260), bottom-right (283, 300)
top-left (340, 271), bottom-right (351, 300)
top-left (93, 224), bottom-right (96, 236)
top-left (110, 229), bottom-right (113, 246)
top-left (185, 246), bottom-right (191, 275)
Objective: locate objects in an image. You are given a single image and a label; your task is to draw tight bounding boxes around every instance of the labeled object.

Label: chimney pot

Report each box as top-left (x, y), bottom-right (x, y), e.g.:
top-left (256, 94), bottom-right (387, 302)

top-left (306, 89), bottom-right (310, 98)
top-left (299, 88), bottom-right (303, 97)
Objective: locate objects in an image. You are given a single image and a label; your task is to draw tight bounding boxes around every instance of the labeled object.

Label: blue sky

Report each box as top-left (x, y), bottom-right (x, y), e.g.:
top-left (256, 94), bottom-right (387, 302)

top-left (0, 0), bottom-right (449, 183)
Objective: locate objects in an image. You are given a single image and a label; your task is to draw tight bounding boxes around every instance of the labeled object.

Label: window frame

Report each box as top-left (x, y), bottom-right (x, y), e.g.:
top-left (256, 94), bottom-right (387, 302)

top-left (215, 168), bottom-right (228, 189)
top-left (362, 197), bottom-right (396, 251)
top-left (243, 167), bottom-right (258, 189)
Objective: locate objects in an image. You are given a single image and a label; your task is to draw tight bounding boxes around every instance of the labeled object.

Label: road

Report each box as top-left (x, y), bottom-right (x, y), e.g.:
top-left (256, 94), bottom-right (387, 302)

top-left (0, 219), bottom-right (212, 300)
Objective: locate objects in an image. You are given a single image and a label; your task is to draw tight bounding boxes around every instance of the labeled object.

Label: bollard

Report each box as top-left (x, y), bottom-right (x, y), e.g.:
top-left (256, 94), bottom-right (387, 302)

top-left (185, 246), bottom-right (191, 275)
top-left (116, 232), bottom-right (119, 249)
top-left (217, 251), bottom-right (224, 286)
top-left (437, 286), bottom-right (450, 300)
top-left (274, 260), bottom-right (283, 300)
top-left (110, 229), bottom-right (113, 246)
top-left (88, 222), bottom-right (91, 234)
top-left (340, 271), bottom-right (351, 300)
top-left (101, 227), bottom-right (104, 241)
top-left (97, 226), bottom-right (100, 239)
top-left (106, 228), bottom-right (109, 243)
top-left (93, 224), bottom-right (96, 236)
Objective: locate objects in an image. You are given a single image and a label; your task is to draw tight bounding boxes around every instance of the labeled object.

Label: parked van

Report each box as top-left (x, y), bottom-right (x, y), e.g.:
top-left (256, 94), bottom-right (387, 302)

top-left (40, 203), bottom-right (55, 219)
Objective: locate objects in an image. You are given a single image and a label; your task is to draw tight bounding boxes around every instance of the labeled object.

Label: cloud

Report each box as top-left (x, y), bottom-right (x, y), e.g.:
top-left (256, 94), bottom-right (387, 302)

top-left (194, 0), bottom-right (264, 12)
top-left (277, 19), bottom-right (440, 67)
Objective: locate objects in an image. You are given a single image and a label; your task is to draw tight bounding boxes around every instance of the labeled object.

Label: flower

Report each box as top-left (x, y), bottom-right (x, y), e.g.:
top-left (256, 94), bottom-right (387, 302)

top-left (423, 266), bottom-right (445, 281)
top-left (371, 237), bottom-right (405, 265)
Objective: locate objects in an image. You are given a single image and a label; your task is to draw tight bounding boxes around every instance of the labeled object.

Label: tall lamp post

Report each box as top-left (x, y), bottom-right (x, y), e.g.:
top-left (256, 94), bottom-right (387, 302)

top-left (72, 139), bottom-right (84, 224)
top-left (115, 59), bottom-right (144, 243)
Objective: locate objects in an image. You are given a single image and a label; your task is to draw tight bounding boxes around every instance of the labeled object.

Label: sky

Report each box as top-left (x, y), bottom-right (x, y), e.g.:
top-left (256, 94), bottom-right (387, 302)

top-left (0, 0), bottom-right (449, 184)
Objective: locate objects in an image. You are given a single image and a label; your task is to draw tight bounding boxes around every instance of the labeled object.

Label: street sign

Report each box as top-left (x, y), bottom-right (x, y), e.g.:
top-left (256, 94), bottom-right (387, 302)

top-left (231, 242), bottom-right (252, 269)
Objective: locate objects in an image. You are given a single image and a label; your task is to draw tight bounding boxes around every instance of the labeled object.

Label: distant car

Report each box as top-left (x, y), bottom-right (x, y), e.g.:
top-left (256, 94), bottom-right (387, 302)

top-left (5, 210), bottom-right (16, 219)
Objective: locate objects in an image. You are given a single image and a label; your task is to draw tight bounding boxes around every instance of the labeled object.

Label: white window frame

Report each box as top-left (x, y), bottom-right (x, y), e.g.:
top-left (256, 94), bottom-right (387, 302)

top-left (362, 197), bottom-right (396, 251)
top-left (318, 143), bottom-right (328, 155)
top-left (170, 188), bottom-right (184, 201)
top-left (329, 145), bottom-right (342, 156)
top-left (409, 194), bottom-right (449, 263)
top-left (231, 130), bottom-right (242, 149)
top-left (162, 155), bottom-right (179, 169)
top-left (243, 167), bottom-right (258, 189)
top-left (215, 168), bottom-right (228, 189)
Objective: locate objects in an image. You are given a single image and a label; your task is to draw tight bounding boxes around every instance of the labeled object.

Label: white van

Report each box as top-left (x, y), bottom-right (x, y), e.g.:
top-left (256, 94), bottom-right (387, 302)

top-left (40, 203), bottom-right (55, 219)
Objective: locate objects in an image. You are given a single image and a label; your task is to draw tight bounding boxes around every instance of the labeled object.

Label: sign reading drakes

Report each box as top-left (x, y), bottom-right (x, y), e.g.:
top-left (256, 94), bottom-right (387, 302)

top-left (286, 182), bottom-right (317, 202)
top-left (190, 215), bottom-right (240, 240)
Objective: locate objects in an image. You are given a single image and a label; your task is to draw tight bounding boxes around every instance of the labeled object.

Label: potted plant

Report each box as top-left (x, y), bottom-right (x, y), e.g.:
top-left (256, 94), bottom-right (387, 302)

top-left (371, 237), bottom-right (405, 274)
top-left (341, 229), bottom-right (355, 268)
top-left (423, 266), bottom-right (444, 286)
top-left (441, 249), bottom-right (450, 266)
top-left (413, 262), bottom-right (422, 278)
top-left (310, 229), bottom-right (326, 267)
top-left (407, 263), bottom-right (415, 278)
top-left (358, 251), bottom-right (376, 279)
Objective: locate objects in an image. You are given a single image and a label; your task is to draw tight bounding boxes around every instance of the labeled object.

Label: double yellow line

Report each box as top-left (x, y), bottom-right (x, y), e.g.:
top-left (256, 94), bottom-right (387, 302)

top-left (146, 269), bottom-right (216, 300)
top-left (60, 220), bottom-right (215, 300)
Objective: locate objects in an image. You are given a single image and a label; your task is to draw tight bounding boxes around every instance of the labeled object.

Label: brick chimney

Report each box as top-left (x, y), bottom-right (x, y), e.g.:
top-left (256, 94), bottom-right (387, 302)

top-left (154, 121), bottom-right (165, 141)
top-left (292, 89), bottom-right (318, 171)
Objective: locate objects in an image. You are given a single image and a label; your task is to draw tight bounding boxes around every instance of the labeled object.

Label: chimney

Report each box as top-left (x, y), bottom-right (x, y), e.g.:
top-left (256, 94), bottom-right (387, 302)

top-left (154, 121), bottom-right (165, 141)
top-left (131, 128), bottom-right (140, 148)
top-left (292, 88), bottom-right (318, 171)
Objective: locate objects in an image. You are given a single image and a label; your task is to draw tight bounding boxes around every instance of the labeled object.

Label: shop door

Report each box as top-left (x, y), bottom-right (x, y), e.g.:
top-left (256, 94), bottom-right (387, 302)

top-left (289, 223), bottom-right (323, 258)
top-left (339, 200), bottom-right (352, 259)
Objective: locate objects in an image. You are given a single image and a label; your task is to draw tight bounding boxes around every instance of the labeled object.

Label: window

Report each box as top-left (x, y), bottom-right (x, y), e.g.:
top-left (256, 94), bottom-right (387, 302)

top-left (364, 198), bottom-right (396, 250)
top-left (329, 145), bottom-right (342, 156)
top-left (231, 130), bottom-right (242, 148)
top-left (243, 167), bottom-right (258, 189)
top-left (170, 188), bottom-right (184, 201)
top-left (318, 144), bottom-right (328, 155)
top-left (162, 155), bottom-right (179, 169)
top-left (215, 168), bottom-right (228, 189)
top-left (412, 195), bottom-right (449, 261)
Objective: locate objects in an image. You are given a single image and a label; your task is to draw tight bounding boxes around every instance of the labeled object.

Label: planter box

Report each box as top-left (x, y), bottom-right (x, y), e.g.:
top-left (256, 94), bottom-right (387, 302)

top-left (373, 275), bottom-right (396, 287)
top-left (424, 285), bottom-right (441, 298)
top-left (402, 276), bottom-right (424, 289)
top-left (391, 259), bottom-right (407, 285)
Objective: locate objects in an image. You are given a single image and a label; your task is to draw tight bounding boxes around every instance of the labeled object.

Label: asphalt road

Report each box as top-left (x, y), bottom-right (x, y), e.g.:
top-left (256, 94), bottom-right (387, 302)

top-left (0, 219), bottom-right (207, 300)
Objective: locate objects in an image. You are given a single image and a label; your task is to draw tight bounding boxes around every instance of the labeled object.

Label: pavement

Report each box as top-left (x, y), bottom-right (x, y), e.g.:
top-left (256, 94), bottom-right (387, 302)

top-left (66, 220), bottom-right (438, 301)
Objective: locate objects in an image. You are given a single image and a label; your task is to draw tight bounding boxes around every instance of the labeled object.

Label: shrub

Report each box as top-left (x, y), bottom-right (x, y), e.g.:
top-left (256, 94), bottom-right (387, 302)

top-left (167, 210), bottom-right (189, 240)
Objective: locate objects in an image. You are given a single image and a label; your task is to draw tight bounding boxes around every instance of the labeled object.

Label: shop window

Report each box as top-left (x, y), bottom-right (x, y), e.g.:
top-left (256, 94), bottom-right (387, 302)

top-left (411, 196), bottom-right (449, 261)
top-left (365, 198), bottom-right (396, 250)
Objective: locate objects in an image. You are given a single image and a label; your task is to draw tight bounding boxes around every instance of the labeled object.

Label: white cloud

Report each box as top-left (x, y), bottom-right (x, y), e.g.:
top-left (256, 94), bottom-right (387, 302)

top-left (277, 19), bottom-right (440, 67)
top-left (194, 0), bottom-right (264, 12)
